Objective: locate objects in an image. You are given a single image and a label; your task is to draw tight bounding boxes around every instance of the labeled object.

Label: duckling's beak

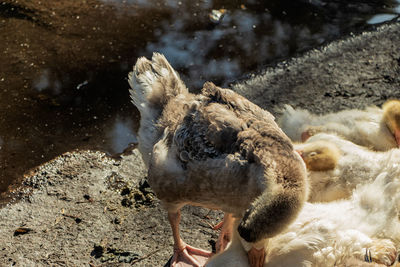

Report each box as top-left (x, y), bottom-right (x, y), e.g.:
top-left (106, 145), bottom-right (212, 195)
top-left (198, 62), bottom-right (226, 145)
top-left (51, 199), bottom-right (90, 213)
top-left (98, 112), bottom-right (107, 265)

top-left (395, 129), bottom-right (400, 148)
top-left (301, 131), bottom-right (311, 142)
top-left (295, 150), bottom-right (304, 159)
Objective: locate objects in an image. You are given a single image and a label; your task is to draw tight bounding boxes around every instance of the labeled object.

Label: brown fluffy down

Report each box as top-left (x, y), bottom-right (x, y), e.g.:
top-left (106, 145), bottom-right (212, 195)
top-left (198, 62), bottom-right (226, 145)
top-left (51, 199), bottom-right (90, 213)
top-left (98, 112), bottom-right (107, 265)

top-left (129, 53), bottom-right (308, 266)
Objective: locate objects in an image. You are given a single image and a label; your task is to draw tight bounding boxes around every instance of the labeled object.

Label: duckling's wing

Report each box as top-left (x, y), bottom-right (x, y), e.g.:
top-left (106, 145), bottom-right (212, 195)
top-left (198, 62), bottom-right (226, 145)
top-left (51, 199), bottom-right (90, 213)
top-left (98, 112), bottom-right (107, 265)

top-left (202, 82), bottom-right (276, 123)
top-left (175, 82), bottom-right (282, 161)
top-left (173, 96), bottom-right (246, 162)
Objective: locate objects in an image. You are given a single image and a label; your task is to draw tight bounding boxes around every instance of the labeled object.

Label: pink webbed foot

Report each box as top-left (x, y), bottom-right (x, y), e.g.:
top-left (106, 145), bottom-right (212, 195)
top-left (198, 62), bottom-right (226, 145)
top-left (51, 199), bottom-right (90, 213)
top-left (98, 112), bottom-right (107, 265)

top-left (214, 213), bottom-right (234, 253)
top-left (169, 241), bottom-right (213, 267)
top-left (301, 126), bottom-right (323, 142)
top-left (212, 220), bottom-right (224, 231)
top-left (364, 239), bottom-right (397, 266)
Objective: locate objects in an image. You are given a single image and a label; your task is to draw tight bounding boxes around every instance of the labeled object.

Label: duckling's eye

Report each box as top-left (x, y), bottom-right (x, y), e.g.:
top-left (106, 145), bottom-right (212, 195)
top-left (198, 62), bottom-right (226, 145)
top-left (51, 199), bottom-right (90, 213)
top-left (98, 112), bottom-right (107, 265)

top-left (309, 152), bottom-right (317, 157)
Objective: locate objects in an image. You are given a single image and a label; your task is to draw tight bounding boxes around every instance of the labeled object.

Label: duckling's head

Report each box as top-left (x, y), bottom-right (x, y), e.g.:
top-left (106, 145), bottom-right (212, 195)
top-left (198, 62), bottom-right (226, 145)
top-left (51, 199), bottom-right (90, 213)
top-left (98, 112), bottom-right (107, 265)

top-left (383, 99), bottom-right (400, 147)
top-left (297, 141), bottom-right (341, 172)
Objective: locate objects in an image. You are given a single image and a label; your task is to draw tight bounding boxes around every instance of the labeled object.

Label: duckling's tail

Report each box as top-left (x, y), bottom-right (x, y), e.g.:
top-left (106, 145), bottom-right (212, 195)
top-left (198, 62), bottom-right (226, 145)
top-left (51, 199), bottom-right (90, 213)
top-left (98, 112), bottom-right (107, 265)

top-left (277, 105), bottom-right (313, 142)
top-left (128, 53), bottom-right (188, 119)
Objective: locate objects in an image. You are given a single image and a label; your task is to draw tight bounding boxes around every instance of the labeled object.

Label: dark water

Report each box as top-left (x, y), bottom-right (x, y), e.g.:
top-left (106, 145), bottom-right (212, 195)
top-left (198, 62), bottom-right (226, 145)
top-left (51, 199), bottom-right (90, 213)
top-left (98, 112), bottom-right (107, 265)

top-left (1, 0), bottom-right (400, 201)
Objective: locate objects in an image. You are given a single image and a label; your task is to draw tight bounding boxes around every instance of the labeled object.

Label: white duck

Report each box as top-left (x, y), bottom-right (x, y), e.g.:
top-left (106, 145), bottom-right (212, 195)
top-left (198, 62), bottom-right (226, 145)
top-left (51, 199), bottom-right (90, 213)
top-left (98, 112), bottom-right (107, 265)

top-left (128, 53), bottom-right (308, 267)
top-left (207, 172), bottom-right (400, 267)
top-left (295, 133), bottom-right (400, 203)
top-left (277, 101), bottom-right (400, 151)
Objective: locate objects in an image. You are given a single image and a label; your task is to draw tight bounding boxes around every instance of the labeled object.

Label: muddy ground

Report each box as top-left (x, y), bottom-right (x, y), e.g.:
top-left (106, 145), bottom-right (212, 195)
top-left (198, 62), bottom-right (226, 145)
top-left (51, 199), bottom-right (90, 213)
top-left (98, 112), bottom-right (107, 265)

top-left (1, 0), bottom-right (398, 198)
top-left (1, 19), bottom-right (400, 267)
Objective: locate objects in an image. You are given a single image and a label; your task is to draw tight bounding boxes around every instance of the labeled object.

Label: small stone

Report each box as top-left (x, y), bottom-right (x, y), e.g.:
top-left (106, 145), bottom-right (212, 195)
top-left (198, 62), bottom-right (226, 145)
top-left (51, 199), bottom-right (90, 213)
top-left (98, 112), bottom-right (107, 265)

top-left (120, 188), bottom-right (130, 196)
top-left (90, 245), bottom-right (104, 258)
top-left (121, 198), bottom-right (133, 207)
top-left (13, 227), bottom-right (33, 236)
top-left (209, 9), bottom-right (227, 24)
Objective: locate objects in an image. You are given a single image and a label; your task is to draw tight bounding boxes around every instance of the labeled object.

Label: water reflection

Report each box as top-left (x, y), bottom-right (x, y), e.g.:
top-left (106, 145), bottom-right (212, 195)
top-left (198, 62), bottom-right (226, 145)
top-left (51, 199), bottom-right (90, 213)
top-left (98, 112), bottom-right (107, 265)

top-left (1, 0), bottom-right (400, 202)
top-left (368, 13), bottom-right (398, 24)
top-left (108, 117), bottom-right (138, 155)
top-left (367, 0), bottom-right (400, 24)
top-left (140, 0), bottom-right (400, 88)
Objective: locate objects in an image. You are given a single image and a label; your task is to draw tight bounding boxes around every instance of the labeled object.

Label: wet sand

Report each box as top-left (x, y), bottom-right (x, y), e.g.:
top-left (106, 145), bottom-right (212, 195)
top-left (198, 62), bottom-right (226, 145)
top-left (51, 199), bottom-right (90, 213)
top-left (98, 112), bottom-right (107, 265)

top-left (0, 0), bottom-right (150, 198)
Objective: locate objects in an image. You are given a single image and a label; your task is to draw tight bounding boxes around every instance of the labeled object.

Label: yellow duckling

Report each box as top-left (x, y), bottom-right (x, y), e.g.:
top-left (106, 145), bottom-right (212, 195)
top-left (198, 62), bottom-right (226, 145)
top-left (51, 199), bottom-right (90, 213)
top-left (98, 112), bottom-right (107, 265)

top-left (278, 100), bottom-right (400, 151)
